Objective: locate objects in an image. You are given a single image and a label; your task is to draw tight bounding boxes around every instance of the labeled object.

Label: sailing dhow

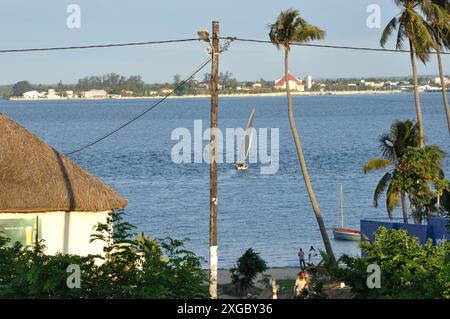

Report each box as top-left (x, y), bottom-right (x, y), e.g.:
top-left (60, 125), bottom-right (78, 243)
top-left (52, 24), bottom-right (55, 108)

top-left (235, 107), bottom-right (256, 170)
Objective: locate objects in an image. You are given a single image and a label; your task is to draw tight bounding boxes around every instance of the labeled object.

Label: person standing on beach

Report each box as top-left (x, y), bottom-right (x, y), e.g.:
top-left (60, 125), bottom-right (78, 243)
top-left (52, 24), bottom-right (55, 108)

top-left (298, 248), bottom-right (306, 270)
top-left (308, 246), bottom-right (317, 265)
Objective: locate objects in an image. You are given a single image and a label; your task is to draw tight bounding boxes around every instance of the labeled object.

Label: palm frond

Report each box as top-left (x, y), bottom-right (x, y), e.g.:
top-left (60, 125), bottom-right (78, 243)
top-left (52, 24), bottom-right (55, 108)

top-left (268, 8), bottom-right (325, 50)
top-left (386, 183), bottom-right (400, 219)
top-left (397, 14), bottom-right (407, 49)
top-left (373, 172), bottom-right (392, 208)
top-left (363, 158), bottom-right (393, 173)
top-left (406, 7), bottom-right (435, 63)
top-left (378, 133), bottom-right (395, 160)
top-left (426, 144), bottom-right (446, 164)
top-left (422, 0), bottom-right (450, 49)
top-left (293, 24), bottom-right (326, 43)
top-left (380, 16), bottom-right (400, 48)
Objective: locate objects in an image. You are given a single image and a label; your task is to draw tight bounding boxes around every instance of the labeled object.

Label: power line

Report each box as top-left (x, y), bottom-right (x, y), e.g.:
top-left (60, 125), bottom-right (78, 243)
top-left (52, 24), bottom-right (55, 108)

top-left (65, 58), bottom-right (211, 156)
top-left (221, 36), bottom-right (450, 55)
top-left (2, 36), bottom-right (449, 55)
top-left (0, 38), bottom-right (201, 54)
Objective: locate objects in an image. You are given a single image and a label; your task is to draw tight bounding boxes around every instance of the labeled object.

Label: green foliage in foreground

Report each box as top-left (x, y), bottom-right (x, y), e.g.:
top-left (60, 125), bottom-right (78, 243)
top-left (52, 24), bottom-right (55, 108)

top-left (0, 212), bottom-right (208, 299)
top-left (326, 227), bottom-right (450, 299)
top-left (230, 248), bottom-right (267, 296)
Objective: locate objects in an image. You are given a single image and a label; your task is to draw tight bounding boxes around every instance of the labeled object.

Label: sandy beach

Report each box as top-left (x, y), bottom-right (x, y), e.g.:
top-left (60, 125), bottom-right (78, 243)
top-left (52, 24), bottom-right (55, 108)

top-left (216, 267), bottom-right (300, 286)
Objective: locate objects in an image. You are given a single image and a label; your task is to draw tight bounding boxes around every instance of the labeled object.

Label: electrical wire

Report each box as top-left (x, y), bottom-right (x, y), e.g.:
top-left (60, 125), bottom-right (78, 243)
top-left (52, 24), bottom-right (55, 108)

top-left (0, 38), bottom-right (201, 54)
top-left (2, 36), bottom-right (449, 55)
top-left (221, 36), bottom-right (450, 55)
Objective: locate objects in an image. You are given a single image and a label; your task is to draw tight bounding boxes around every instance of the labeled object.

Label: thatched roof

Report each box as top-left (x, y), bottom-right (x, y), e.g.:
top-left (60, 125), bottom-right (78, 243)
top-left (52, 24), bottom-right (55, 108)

top-left (0, 113), bottom-right (128, 213)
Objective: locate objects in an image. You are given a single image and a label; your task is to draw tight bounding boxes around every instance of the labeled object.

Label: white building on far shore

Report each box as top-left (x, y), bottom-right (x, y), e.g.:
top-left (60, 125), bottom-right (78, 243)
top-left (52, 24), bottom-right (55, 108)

top-left (23, 91), bottom-right (43, 99)
top-left (46, 89), bottom-right (62, 100)
top-left (81, 89), bottom-right (108, 99)
top-left (306, 75), bottom-right (312, 89)
top-left (434, 77), bottom-right (449, 86)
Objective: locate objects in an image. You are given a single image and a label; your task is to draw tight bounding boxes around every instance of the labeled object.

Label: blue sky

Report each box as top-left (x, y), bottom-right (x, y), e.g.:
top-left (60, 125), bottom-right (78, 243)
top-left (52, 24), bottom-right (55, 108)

top-left (0, 0), bottom-right (448, 84)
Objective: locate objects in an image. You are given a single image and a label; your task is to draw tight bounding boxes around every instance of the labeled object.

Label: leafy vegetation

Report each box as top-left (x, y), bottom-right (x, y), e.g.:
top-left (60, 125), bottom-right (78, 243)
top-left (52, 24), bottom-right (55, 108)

top-left (76, 73), bottom-right (146, 95)
top-left (364, 120), bottom-right (419, 222)
top-left (392, 146), bottom-right (448, 223)
top-left (365, 120), bottom-right (448, 224)
top-left (230, 248), bottom-right (267, 296)
top-left (0, 212), bottom-right (208, 298)
top-left (12, 80), bottom-right (32, 97)
top-left (325, 227), bottom-right (450, 299)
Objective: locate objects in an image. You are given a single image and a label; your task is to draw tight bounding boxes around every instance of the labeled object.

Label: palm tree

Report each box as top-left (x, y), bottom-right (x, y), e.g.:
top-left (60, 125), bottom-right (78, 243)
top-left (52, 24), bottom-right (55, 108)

top-left (380, 0), bottom-right (436, 148)
top-left (422, 0), bottom-right (450, 133)
top-left (268, 9), bottom-right (335, 262)
top-left (363, 120), bottom-right (419, 223)
top-left (392, 145), bottom-right (446, 223)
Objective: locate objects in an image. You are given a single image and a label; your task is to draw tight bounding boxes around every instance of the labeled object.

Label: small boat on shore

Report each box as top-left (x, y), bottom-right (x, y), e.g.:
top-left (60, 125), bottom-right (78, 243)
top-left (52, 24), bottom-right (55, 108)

top-left (332, 185), bottom-right (361, 241)
top-left (234, 107), bottom-right (256, 170)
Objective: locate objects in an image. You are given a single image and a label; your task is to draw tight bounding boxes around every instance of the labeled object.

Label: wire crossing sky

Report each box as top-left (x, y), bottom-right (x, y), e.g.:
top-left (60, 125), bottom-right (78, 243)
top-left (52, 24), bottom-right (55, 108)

top-left (65, 58), bottom-right (212, 155)
top-left (0, 0), bottom-right (448, 84)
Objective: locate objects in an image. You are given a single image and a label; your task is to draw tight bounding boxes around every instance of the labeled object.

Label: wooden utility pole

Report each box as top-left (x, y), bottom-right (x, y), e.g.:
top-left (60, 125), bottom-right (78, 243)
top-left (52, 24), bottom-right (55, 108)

top-left (209, 20), bottom-right (219, 299)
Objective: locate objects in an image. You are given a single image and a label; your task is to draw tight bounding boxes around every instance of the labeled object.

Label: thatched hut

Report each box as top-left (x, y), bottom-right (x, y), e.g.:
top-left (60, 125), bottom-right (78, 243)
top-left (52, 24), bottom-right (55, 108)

top-left (0, 113), bottom-right (127, 256)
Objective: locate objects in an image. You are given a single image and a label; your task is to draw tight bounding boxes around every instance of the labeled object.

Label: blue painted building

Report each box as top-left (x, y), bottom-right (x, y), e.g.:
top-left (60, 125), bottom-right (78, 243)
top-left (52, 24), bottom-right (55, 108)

top-left (360, 217), bottom-right (449, 246)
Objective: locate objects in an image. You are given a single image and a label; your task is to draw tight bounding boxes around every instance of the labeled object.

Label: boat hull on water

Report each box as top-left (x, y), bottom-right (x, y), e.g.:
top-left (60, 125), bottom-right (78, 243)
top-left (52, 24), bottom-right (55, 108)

top-left (235, 163), bottom-right (249, 170)
top-left (332, 228), bottom-right (361, 241)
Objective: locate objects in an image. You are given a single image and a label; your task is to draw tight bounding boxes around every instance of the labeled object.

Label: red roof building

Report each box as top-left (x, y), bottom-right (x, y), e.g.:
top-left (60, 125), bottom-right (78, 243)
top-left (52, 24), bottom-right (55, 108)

top-left (274, 74), bottom-right (305, 91)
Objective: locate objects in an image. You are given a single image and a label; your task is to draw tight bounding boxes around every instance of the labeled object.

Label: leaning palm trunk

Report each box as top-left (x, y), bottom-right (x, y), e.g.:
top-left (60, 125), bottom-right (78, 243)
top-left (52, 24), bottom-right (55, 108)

top-left (284, 48), bottom-right (336, 262)
top-left (401, 192), bottom-right (409, 224)
top-left (436, 47), bottom-right (450, 134)
top-left (409, 40), bottom-right (425, 148)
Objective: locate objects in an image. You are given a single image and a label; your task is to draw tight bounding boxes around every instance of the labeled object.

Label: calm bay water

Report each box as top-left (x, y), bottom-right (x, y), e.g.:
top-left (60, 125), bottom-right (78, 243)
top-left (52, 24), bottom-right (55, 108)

top-left (1, 93), bottom-right (449, 267)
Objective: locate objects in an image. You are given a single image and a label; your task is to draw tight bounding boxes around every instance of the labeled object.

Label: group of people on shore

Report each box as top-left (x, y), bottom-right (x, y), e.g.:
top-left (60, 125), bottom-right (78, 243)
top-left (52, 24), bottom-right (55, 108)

top-left (298, 246), bottom-right (317, 270)
top-left (294, 246), bottom-right (317, 297)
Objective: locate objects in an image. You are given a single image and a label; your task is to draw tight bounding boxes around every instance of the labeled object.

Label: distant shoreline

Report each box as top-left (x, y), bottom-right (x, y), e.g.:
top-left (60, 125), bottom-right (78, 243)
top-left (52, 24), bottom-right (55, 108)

top-left (7, 90), bottom-right (404, 101)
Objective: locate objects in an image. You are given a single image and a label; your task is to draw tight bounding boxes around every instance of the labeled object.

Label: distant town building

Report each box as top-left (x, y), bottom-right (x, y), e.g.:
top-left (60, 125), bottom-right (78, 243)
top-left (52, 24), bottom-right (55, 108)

top-left (22, 91), bottom-right (42, 99)
top-left (274, 74), bottom-right (305, 91)
top-left (82, 90), bottom-right (108, 99)
top-left (252, 83), bottom-right (262, 89)
top-left (198, 83), bottom-right (209, 90)
top-left (65, 90), bottom-right (74, 98)
top-left (46, 89), bottom-right (62, 100)
top-left (366, 82), bottom-right (385, 89)
top-left (121, 89), bottom-right (134, 95)
top-left (434, 77), bottom-right (449, 86)
top-left (160, 88), bottom-right (173, 94)
top-left (306, 75), bottom-right (312, 89)
top-left (385, 81), bottom-right (399, 86)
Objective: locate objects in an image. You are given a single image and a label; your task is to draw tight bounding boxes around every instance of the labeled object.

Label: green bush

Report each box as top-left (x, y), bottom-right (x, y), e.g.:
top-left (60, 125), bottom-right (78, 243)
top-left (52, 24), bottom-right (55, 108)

top-left (230, 248), bottom-right (267, 296)
top-left (326, 227), bottom-right (450, 299)
top-left (0, 211), bottom-right (209, 299)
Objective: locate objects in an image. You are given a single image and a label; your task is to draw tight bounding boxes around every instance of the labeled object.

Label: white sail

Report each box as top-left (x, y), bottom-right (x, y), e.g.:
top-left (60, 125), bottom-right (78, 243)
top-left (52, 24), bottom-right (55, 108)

top-left (238, 107), bottom-right (256, 164)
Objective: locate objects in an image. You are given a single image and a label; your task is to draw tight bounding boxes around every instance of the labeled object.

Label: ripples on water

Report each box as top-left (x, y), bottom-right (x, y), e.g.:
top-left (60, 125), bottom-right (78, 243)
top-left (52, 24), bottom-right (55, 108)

top-left (1, 93), bottom-right (449, 267)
